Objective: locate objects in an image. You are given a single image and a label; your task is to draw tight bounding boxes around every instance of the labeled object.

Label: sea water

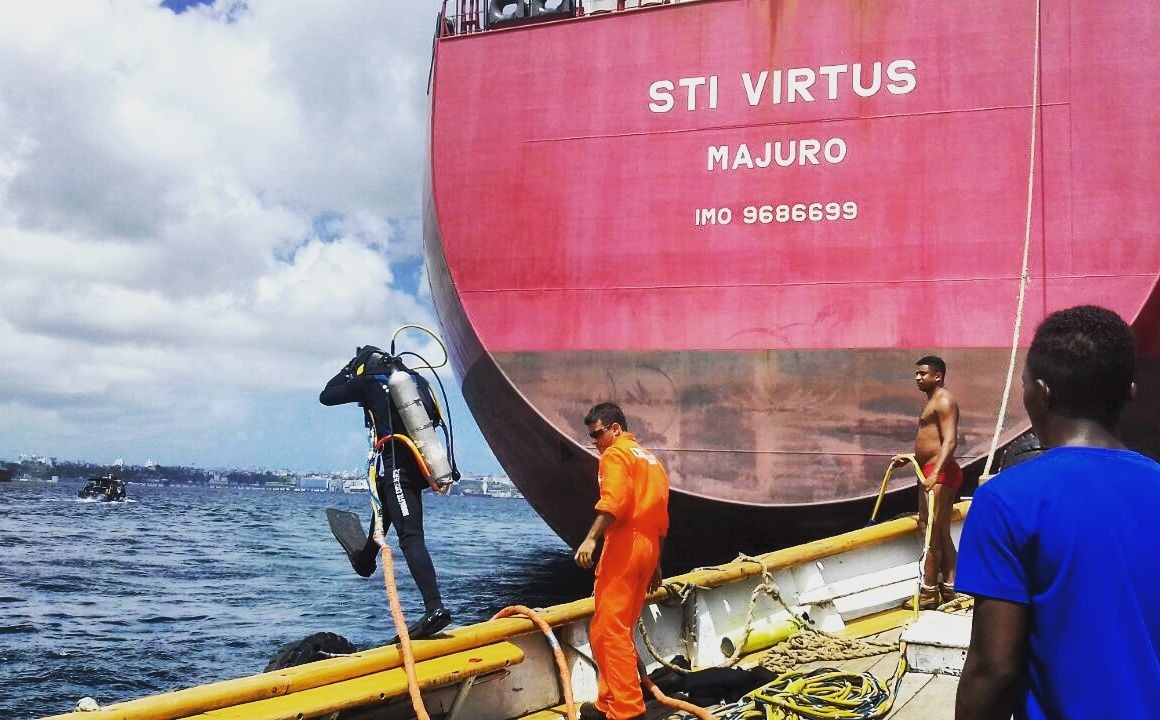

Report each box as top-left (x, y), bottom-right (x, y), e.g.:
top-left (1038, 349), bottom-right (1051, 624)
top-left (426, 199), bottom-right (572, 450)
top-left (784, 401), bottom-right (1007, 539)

top-left (0, 481), bottom-right (589, 718)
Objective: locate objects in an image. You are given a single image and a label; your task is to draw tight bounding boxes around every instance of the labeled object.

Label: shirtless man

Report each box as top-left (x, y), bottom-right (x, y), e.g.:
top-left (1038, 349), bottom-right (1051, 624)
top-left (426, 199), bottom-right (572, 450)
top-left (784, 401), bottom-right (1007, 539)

top-left (892, 355), bottom-right (961, 609)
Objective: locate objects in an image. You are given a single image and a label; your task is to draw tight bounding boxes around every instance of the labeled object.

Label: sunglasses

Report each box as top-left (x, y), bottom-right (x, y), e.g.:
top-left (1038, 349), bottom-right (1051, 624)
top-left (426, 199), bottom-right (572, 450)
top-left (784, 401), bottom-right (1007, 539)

top-left (588, 426), bottom-right (612, 440)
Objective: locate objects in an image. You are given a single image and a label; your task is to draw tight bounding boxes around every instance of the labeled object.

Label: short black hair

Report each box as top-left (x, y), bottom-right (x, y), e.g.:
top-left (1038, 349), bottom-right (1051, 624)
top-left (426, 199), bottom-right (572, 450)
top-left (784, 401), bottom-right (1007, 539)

top-left (916, 355), bottom-right (946, 377)
top-left (1027, 305), bottom-right (1135, 424)
top-left (584, 402), bottom-right (628, 431)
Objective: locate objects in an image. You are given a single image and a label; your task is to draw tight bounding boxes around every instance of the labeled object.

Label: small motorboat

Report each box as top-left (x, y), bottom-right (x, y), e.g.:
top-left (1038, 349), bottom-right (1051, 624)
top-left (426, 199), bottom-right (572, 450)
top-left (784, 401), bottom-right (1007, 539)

top-left (77, 475), bottom-right (126, 502)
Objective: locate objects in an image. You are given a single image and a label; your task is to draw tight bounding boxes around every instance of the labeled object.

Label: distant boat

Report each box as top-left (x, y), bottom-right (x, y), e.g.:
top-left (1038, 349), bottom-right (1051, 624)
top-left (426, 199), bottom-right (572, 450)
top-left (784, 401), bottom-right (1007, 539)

top-left (454, 476), bottom-right (524, 499)
top-left (77, 475), bottom-right (127, 502)
top-left (342, 478), bottom-right (370, 493)
top-left (482, 478), bottom-right (523, 499)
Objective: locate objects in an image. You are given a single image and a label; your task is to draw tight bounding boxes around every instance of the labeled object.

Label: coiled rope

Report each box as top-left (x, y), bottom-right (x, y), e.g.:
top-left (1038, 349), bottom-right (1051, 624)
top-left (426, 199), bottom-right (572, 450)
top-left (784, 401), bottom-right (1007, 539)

top-left (717, 651), bottom-right (909, 720)
top-left (635, 539), bottom-right (933, 720)
top-left (725, 554), bottom-right (914, 720)
top-left (640, 554), bottom-right (897, 672)
top-left (758, 633), bottom-right (897, 679)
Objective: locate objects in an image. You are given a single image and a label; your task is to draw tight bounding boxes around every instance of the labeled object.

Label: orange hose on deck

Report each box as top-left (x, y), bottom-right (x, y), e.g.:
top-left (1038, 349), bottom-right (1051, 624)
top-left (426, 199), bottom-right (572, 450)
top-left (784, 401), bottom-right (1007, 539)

top-left (381, 544), bottom-right (430, 720)
top-left (492, 605), bottom-right (577, 720)
top-left (491, 605), bottom-right (719, 720)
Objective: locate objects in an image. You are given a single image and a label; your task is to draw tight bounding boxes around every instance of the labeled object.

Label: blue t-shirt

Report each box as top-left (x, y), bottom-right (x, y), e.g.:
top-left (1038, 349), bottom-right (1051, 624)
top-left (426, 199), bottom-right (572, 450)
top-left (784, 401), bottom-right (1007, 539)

top-left (957, 446), bottom-right (1160, 719)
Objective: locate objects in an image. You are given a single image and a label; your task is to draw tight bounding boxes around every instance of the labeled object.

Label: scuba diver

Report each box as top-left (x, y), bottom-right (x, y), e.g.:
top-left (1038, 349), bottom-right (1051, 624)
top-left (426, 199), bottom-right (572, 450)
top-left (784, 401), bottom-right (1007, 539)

top-left (320, 344), bottom-right (452, 641)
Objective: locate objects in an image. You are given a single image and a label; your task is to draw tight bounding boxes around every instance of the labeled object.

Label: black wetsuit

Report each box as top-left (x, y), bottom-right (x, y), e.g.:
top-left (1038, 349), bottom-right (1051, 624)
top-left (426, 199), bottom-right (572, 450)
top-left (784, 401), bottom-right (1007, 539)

top-left (319, 362), bottom-right (444, 614)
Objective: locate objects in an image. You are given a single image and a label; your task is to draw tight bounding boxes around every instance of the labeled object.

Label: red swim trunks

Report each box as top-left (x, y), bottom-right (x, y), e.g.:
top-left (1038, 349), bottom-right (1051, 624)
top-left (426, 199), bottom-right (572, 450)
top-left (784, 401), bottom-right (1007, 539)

top-left (922, 461), bottom-right (963, 492)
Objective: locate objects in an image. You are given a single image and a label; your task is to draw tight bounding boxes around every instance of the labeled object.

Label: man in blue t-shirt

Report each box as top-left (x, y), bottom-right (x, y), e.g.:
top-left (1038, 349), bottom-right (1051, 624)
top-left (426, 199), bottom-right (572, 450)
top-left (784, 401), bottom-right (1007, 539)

top-left (955, 305), bottom-right (1160, 719)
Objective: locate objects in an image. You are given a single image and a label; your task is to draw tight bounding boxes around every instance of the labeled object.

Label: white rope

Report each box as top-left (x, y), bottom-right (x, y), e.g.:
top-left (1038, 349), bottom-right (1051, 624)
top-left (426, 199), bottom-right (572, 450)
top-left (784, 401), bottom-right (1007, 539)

top-left (637, 573), bottom-right (777, 672)
top-left (983, 0), bottom-right (1043, 480)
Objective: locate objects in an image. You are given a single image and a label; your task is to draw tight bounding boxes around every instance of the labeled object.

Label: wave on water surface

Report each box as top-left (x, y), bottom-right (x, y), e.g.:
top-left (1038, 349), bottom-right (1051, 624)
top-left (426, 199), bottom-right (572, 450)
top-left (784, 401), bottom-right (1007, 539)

top-left (0, 481), bottom-right (584, 718)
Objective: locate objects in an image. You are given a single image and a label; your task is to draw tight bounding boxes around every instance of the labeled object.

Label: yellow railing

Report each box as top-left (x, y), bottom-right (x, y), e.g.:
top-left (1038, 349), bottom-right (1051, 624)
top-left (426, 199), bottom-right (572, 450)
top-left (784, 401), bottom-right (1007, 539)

top-left (40, 503), bottom-right (968, 720)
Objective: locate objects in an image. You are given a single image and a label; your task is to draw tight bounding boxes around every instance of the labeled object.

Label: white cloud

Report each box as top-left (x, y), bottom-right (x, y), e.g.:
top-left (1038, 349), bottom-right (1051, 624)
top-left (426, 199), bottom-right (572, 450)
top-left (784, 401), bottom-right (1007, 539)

top-left (0, 0), bottom-right (492, 471)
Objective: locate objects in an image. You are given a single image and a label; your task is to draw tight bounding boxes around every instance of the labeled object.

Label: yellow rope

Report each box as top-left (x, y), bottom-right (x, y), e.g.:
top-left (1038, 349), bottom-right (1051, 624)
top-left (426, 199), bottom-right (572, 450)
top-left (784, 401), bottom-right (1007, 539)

top-left (719, 650), bottom-right (908, 720)
top-left (867, 455), bottom-right (928, 526)
top-left (913, 487), bottom-right (936, 623)
top-left (863, 455), bottom-right (936, 620)
top-left (636, 452), bottom-right (963, 717)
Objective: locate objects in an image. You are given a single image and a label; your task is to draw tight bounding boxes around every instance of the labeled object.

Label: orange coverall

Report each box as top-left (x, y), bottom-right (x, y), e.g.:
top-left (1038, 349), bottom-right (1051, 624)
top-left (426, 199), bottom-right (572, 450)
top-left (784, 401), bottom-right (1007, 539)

top-left (590, 433), bottom-right (670, 719)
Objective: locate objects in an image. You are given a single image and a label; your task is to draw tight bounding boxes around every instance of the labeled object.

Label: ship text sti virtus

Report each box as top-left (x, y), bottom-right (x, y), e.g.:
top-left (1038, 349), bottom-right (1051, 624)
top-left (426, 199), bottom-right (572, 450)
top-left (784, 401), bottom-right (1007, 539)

top-left (424, 0), bottom-right (1160, 566)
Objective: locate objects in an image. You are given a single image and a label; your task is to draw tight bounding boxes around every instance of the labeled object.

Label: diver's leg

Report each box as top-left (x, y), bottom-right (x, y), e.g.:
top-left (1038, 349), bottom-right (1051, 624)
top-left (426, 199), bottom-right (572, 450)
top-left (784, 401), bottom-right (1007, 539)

top-left (380, 469), bottom-right (449, 640)
top-left (393, 479), bottom-right (443, 612)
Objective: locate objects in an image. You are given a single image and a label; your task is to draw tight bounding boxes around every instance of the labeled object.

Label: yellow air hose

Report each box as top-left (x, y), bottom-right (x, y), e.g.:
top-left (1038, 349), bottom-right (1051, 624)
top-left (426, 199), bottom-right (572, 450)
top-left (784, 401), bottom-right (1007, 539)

top-left (715, 651), bottom-right (909, 720)
top-left (390, 323), bottom-right (450, 369)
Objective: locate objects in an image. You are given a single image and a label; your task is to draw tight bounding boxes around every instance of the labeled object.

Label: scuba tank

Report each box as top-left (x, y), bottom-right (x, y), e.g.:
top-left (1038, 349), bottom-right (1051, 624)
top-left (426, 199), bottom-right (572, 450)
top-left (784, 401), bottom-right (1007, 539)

top-left (357, 325), bottom-right (461, 493)
top-left (386, 361), bottom-right (455, 489)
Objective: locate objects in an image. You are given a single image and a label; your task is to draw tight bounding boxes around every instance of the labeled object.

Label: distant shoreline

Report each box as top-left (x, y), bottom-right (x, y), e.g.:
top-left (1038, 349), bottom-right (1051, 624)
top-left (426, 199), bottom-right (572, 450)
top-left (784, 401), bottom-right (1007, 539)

top-left (1, 458), bottom-right (519, 497)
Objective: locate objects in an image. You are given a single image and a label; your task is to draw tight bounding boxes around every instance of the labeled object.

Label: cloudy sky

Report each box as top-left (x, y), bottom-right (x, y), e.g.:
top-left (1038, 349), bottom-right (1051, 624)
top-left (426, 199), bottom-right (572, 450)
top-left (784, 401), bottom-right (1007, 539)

top-left (0, 0), bottom-right (503, 474)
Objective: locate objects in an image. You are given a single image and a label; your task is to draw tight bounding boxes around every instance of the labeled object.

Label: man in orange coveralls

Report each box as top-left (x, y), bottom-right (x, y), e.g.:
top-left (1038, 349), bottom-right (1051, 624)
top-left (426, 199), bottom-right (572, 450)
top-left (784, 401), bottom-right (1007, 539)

top-left (574, 402), bottom-right (670, 720)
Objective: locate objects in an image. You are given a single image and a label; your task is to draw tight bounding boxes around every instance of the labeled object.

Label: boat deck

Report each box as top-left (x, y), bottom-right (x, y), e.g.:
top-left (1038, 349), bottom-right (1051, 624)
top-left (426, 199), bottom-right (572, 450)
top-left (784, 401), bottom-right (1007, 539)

top-left (733, 627), bottom-right (957, 720)
top-left (528, 607), bottom-right (966, 720)
top-left (37, 511), bottom-right (977, 720)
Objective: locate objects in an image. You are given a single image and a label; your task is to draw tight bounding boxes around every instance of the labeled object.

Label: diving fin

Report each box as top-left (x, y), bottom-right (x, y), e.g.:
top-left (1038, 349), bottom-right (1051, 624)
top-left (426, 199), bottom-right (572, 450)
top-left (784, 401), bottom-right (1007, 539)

top-left (326, 508), bottom-right (378, 578)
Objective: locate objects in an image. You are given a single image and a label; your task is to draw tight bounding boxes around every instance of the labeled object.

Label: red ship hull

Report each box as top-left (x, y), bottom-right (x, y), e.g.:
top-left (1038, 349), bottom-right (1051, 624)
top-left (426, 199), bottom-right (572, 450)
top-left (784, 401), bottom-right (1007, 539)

top-left (424, 0), bottom-right (1160, 565)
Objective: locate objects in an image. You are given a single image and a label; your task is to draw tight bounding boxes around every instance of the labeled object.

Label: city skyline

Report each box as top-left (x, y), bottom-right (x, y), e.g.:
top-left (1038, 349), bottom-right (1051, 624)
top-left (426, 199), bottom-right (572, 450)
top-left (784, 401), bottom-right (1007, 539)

top-left (2, 449), bottom-right (502, 478)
